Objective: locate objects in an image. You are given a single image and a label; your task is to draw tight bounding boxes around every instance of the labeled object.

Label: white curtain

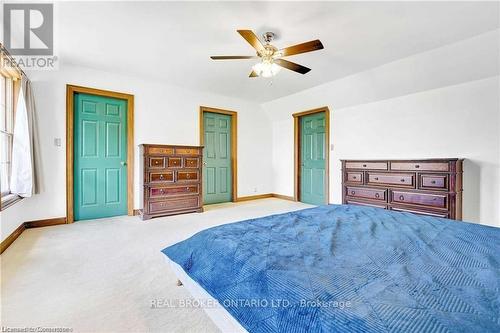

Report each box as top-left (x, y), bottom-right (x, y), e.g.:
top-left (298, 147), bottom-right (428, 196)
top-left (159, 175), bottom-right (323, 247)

top-left (10, 76), bottom-right (38, 197)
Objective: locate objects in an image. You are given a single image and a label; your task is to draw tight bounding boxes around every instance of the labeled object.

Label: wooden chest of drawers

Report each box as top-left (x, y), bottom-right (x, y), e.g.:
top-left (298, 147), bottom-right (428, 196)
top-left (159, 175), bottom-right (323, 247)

top-left (139, 144), bottom-right (203, 220)
top-left (341, 159), bottom-right (463, 220)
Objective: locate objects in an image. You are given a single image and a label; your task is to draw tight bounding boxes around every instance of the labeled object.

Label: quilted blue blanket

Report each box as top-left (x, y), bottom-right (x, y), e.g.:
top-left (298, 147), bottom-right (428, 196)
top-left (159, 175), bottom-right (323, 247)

top-left (162, 205), bottom-right (500, 333)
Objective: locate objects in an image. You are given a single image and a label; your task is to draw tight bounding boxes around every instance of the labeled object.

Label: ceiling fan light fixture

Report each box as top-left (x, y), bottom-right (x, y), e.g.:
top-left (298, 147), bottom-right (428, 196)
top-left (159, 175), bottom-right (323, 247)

top-left (252, 60), bottom-right (280, 78)
top-left (210, 30), bottom-right (323, 78)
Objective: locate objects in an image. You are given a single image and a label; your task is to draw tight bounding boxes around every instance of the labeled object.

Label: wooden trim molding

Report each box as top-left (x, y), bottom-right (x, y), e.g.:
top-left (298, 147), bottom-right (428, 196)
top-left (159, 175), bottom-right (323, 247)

top-left (231, 193), bottom-right (296, 203)
top-left (0, 192), bottom-right (296, 254)
top-left (66, 85), bottom-right (135, 223)
top-left (0, 217), bottom-right (66, 254)
top-left (272, 193), bottom-right (295, 201)
top-left (236, 194), bottom-right (273, 202)
top-left (293, 107), bottom-right (330, 203)
top-left (199, 106), bottom-right (238, 202)
top-left (25, 217), bottom-right (67, 229)
top-left (0, 223), bottom-right (25, 254)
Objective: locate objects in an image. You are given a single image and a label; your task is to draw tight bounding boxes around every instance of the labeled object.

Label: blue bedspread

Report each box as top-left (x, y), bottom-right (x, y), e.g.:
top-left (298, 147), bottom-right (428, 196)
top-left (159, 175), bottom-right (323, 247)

top-left (162, 205), bottom-right (500, 333)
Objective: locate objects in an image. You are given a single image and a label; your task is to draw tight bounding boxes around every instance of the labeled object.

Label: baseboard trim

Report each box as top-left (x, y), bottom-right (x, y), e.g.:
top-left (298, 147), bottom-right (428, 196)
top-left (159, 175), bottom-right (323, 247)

top-left (1, 194), bottom-right (298, 254)
top-left (235, 193), bottom-right (296, 202)
top-left (1, 217), bottom-right (67, 254)
top-left (25, 217), bottom-right (67, 229)
top-left (0, 223), bottom-right (26, 254)
top-left (235, 193), bottom-right (273, 202)
top-left (272, 193), bottom-right (295, 201)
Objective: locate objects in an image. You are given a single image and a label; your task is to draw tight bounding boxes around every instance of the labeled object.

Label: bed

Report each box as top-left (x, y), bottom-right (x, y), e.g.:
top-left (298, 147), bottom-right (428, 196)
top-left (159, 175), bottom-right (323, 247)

top-left (161, 204), bottom-right (500, 333)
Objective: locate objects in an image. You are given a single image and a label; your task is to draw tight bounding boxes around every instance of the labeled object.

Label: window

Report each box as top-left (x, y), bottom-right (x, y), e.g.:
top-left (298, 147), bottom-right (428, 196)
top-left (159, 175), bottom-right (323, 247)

top-left (0, 74), bottom-right (19, 209)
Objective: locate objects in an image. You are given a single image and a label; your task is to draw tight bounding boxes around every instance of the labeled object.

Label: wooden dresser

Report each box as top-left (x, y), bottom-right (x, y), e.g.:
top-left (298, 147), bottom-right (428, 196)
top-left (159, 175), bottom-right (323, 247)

top-left (139, 144), bottom-right (203, 220)
top-left (341, 159), bottom-right (463, 220)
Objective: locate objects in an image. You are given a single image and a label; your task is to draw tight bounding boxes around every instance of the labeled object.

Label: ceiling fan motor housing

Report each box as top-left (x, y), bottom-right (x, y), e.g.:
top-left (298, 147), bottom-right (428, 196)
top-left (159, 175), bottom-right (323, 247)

top-left (263, 32), bottom-right (276, 43)
top-left (260, 44), bottom-right (278, 60)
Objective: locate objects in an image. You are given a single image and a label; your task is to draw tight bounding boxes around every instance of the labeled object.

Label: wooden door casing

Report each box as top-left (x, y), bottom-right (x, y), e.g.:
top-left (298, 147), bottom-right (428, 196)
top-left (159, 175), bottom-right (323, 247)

top-left (300, 112), bottom-right (327, 205)
top-left (203, 111), bottom-right (232, 204)
top-left (74, 93), bottom-right (128, 220)
top-left (293, 107), bottom-right (330, 205)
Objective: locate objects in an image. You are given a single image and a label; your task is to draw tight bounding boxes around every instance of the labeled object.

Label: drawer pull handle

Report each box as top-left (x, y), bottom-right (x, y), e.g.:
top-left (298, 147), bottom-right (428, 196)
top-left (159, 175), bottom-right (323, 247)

top-left (375, 193), bottom-right (380, 198)
top-left (374, 177), bottom-right (379, 181)
top-left (159, 175), bottom-right (164, 180)
top-left (363, 164), bottom-right (367, 167)
top-left (351, 191), bottom-right (355, 195)
top-left (352, 176), bottom-right (357, 179)
top-left (186, 174), bottom-right (190, 179)
top-left (431, 180), bottom-right (436, 184)
top-left (186, 187), bottom-right (190, 190)
top-left (160, 189), bottom-right (165, 194)
top-left (400, 179), bottom-right (405, 182)
top-left (399, 195), bottom-right (405, 201)
top-left (415, 165), bottom-right (420, 169)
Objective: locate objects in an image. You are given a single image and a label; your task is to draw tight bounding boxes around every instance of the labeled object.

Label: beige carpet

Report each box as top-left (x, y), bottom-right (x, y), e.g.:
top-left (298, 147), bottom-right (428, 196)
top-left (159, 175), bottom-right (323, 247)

top-left (1, 198), bottom-right (310, 332)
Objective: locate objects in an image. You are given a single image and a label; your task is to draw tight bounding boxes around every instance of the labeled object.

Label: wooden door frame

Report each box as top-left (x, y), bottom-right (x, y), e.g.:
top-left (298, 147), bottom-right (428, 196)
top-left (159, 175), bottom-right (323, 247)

top-left (293, 106), bottom-right (330, 203)
top-left (199, 106), bottom-right (238, 202)
top-left (66, 84), bottom-right (134, 223)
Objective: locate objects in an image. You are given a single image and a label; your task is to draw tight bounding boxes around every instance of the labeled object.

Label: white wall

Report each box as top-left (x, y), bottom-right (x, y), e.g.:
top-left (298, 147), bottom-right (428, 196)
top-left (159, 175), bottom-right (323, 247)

top-left (0, 63), bottom-right (273, 242)
top-left (2, 30), bottom-right (499, 242)
top-left (263, 30), bottom-right (500, 227)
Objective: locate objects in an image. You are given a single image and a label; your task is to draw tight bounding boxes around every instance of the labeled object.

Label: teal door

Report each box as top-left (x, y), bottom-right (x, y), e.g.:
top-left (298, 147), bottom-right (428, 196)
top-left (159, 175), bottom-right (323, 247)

top-left (203, 112), bottom-right (232, 204)
top-left (74, 93), bottom-right (128, 220)
top-left (300, 112), bottom-right (326, 205)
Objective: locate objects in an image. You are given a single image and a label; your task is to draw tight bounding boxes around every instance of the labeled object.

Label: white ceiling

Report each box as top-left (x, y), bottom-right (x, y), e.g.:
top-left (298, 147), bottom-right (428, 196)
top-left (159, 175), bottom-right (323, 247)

top-left (56, 1), bottom-right (499, 103)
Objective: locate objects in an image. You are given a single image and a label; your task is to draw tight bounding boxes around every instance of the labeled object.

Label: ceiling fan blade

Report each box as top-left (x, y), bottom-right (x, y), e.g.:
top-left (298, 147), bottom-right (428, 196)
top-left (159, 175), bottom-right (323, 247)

top-left (274, 59), bottom-right (311, 74)
top-left (279, 39), bottom-right (324, 57)
top-left (210, 55), bottom-right (258, 60)
top-left (249, 70), bottom-right (258, 78)
top-left (237, 30), bottom-right (265, 53)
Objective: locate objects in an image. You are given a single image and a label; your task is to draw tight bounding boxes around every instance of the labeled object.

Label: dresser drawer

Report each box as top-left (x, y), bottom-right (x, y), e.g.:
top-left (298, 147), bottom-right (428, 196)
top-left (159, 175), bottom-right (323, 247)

top-left (391, 161), bottom-right (449, 172)
top-left (150, 184), bottom-right (199, 198)
top-left (177, 171), bottom-right (199, 182)
top-left (184, 157), bottom-right (199, 168)
top-left (149, 196), bottom-right (200, 213)
top-left (346, 187), bottom-right (386, 201)
top-left (176, 148), bottom-right (200, 156)
top-left (419, 174), bottom-right (448, 190)
top-left (167, 157), bottom-right (182, 168)
top-left (149, 157), bottom-right (165, 168)
top-left (367, 172), bottom-right (414, 187)
top-left (149, 171), bottom-right (174, 183)
top-left (148, 147), bottom-right (175, 155)
top-left (391, 191), bottom-right (447, 209)
top-left (390, 206), bottom-right (449, 218)
top-left (346, 200), bottom-right (386, 209)
top-left (345, 161), bottom-right (388, 170)
top-left (346, 172), bottom-right (363, 184)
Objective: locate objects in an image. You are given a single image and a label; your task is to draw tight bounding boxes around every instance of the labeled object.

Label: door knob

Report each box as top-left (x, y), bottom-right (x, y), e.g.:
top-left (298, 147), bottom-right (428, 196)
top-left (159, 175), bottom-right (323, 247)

top-left (203, 162), bottom-right (207, 166)
top-left (121, 161), bottom-right (127, 166)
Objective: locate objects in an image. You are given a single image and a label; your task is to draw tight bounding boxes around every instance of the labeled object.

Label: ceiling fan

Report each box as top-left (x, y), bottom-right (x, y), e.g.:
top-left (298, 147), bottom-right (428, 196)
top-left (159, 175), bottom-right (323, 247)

top-left (210, 30), bottom-right (324, 78)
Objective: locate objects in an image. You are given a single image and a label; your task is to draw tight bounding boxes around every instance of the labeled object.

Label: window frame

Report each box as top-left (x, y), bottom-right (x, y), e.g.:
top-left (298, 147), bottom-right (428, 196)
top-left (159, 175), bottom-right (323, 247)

top-left (0, 74), bottom-right (22, 211)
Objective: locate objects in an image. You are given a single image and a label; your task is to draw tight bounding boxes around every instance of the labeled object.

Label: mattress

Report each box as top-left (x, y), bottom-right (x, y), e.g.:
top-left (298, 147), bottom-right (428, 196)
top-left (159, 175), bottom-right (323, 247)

top-left (165, 256), bottom-right (247, 333)
top-left (162, 204), bottom-right (500, 333)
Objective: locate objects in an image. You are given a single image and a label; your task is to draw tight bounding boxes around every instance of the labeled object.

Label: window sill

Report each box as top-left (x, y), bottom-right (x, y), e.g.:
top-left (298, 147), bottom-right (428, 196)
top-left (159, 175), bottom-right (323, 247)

top-left (1, 194), bottom-right (23, 211)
